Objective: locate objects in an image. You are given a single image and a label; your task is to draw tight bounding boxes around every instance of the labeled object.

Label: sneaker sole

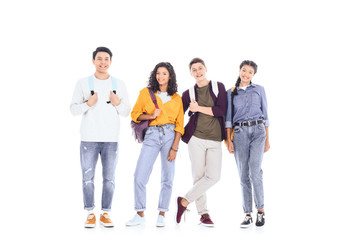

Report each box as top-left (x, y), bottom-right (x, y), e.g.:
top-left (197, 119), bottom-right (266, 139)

top-left (200, 223), bottom-right (214, 227)
top-left (125, 220), bottom-right (145, 227)
top-left (125, 222), bottom-right (144, 226)
top-left (100, 222), bottom-right (114, 227)
top-left (84, 224), bottom-right (95, 228)
top-left (240, 224), bottom-right (252, 228)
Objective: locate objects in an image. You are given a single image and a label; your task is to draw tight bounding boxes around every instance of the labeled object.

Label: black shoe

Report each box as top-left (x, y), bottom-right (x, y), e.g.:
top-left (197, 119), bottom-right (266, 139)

top-left (240, 215), bottom-right (253, 228)
top-left (255, 212), bottom-right (265, 227)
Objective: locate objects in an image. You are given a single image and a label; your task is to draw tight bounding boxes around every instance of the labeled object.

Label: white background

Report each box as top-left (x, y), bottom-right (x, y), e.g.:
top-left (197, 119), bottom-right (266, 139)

top-left (1, 0), bottom-right (359, 239)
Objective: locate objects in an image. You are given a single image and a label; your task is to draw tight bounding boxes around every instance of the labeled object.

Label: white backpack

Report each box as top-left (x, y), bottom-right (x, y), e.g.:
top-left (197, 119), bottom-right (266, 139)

top-left (189, 81), bottom-right (218, 101)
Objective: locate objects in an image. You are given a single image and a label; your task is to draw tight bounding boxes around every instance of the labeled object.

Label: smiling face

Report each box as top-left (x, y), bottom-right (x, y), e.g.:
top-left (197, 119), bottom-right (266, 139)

top-left (156, 66), bottom-right (170, 86)
top-left (239, 64), bottom-right (255, 86)
top-left (190, 62), bottom-right (207, 82)
top-left (92, 51), bottom-right (112, 74)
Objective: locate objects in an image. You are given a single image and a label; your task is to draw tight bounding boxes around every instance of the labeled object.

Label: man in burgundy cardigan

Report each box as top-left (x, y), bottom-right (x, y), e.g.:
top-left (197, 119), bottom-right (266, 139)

top-left (176, 58), bottom-right (227, 227)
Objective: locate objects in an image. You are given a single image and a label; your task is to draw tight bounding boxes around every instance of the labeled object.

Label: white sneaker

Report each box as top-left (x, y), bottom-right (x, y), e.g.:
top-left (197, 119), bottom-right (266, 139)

top-left (156, 215), bottom-right (165, 227)
top-left (126, 214), bottom-right (145, 226)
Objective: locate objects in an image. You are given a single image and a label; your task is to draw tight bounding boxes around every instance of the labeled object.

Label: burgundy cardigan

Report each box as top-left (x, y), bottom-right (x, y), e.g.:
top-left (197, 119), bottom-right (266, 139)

top-left (181, 81), bottom-right (227, 144)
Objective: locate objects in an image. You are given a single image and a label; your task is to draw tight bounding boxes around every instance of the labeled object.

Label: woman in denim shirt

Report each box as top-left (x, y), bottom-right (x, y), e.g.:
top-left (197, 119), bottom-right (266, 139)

top-left (225, 60), bottom-right (270, 228)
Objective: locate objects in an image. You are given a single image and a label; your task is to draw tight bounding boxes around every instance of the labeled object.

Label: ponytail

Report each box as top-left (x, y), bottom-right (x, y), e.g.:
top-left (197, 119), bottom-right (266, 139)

top-left (232, 77), bottom-right (241, 96)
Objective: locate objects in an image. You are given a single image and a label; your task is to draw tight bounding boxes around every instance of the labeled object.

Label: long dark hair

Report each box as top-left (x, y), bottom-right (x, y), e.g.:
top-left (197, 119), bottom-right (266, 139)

top-left (148, 62), bottom-right (178, 96)
top-left (232, 60), bottom-right (258, 96)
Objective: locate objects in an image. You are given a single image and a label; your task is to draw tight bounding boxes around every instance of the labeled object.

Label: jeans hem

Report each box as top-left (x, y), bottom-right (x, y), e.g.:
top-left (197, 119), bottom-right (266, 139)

top-left (135, 208), bottom-right (146, 212)
top-left (158, 208), bottom-right (169, 212)
top-left (198, 211), bottom-right (209, 216)
top-left (256, 205), bottom-right (264, 210)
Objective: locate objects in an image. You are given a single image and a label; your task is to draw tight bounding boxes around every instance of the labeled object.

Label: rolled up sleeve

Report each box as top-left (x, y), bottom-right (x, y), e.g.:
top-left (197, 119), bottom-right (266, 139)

top-left (260, 86), bottom-right (270, 126)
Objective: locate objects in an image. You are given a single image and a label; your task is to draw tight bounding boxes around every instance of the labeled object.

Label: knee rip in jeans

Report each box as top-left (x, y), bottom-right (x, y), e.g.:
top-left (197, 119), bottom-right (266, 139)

top-left (84, 168), bottom-right (92, 174)
top-left (103, 177), bottom-right (115, 185)
top-left (84, 180), bottom-right (94, 185)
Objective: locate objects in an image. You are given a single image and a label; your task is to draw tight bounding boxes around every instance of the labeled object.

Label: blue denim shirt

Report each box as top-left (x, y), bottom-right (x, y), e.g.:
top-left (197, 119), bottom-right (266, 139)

top-left (225, 83), bottom-right (269, 128)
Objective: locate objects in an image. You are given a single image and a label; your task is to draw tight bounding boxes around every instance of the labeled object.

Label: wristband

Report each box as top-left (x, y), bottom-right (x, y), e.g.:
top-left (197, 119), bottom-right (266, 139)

top-left (171, 147), bottom-right (178, 152)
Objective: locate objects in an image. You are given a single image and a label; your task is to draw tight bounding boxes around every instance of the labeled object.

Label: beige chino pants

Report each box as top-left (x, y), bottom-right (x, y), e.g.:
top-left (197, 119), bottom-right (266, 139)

top-left (185, 136), bottom-right (222, 215)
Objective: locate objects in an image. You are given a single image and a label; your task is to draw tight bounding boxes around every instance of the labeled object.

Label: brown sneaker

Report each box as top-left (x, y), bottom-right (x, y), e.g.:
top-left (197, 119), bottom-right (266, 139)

top-left (84, 213), bottom-right (96, 228)
top-left (100, 213), bottom-right (114, 227)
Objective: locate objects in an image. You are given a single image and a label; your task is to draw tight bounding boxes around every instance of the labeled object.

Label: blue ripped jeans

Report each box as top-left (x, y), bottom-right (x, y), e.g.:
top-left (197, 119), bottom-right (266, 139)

top-left (80, 141), bottom-right (118, 211)
top-left (133, 124), bottom-right (176, 212)
top-left (233, 123), bottom-right (266, 213)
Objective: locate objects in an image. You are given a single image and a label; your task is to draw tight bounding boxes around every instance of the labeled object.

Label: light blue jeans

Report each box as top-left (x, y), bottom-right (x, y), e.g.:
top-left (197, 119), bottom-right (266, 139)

top-left (133, 124), bottom-right (176, 212)
top-left (80, 141), bottom-right (118, 211)
top-left (233, 123), bottom-right (266, 213)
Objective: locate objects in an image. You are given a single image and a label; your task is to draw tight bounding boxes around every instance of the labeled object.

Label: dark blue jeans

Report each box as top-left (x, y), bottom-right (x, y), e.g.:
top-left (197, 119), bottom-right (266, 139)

top-left (80, 141), bottom-right (118, 211)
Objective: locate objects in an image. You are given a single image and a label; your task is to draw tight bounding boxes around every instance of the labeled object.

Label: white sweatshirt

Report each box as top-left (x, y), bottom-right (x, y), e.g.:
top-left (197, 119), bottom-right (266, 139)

top-left (70, 75), bottom-right (131, 142)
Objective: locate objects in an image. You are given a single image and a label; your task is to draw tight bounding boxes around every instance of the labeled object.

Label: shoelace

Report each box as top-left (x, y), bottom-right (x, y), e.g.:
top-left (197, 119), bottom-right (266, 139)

top-left (87, 214), bottom-right (95, 220)
top-left (244, 216), bottom-right (252, 222)
top-left (257, 213), bottom-right (263, 222)
top-left (102, 214), bottom-right (110, 219)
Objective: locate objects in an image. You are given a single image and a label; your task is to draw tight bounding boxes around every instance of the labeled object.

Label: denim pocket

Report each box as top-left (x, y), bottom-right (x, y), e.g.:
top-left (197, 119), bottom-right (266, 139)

top-left (234, 95), bottom-right (246, 109)
top-left (257, 123), bottom-right (265, 130)
top-left (145, 127), bottom-right (154, 135)
top-left (251, 92), bottom-right (261, 107)
top-left (234, 126), bottom-right (241, 133)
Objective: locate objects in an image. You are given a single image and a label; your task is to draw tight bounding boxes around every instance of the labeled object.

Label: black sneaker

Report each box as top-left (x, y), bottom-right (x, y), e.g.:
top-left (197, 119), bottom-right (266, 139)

top-left (240, 215), bottom-right (253, 228)
top-left (255, 212), bottom-right (265, 227)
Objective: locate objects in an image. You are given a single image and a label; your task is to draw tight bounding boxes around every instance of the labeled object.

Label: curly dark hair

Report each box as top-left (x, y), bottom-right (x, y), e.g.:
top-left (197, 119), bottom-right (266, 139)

top-left (232, 60), bottom-right (258, 96)
top-left (148, 62), bottom-right (178, 96)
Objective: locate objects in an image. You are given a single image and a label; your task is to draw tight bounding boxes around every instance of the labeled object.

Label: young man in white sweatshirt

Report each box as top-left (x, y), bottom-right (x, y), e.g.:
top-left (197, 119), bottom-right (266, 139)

top-left (70, 47), bottom-right (131, 228)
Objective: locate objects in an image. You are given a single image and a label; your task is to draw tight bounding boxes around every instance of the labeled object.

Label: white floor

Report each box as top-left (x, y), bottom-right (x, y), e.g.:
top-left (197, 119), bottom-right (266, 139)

top-left (2, 141), bottom-right (357, 240)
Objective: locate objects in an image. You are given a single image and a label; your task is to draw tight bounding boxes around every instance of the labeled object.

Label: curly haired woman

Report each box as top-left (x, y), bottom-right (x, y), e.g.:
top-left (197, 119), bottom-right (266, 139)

top-left (126, 62), bottom-right (184, 227)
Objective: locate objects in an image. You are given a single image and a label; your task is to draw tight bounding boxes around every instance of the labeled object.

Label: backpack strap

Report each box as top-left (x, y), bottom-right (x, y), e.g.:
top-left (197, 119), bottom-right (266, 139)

top-left (211, 80), bottom-right (219, 97)
top-left (147, 88), bottom-right (159, 109)
top-left (89, 75), bottom-right (117, 94)
top-left (231, 87), bottom-right (235, 125)
top-left (111, 77), bottom-right (117, 94)
top-left (88, 75), bottom-right (94, 95)
top-left (189, 86), bottom-right (196, 102)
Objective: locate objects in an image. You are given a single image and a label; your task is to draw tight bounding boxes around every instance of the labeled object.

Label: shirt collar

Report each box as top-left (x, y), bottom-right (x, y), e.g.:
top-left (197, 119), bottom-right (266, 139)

top-left (237, 82), bottom-right (254, 90)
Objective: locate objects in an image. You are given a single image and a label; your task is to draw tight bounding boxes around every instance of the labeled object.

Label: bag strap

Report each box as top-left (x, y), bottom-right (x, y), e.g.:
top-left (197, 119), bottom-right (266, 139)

top-left (211, 80), bottom-right (219, 97)
top-left (231, 87), bottom-right (235, 125)
top-left (88, 75), bottom-right (94, 95)
top-left (189, 86), bottom-right (195, 102)
top-left (111, 77), bottom-right (117, 94)
top-left (88, 75), bottom-right (117, 94)
top-left (147, 87), bottom-right (159, 109)
top-left (189, 81), bottom-right (218, 102)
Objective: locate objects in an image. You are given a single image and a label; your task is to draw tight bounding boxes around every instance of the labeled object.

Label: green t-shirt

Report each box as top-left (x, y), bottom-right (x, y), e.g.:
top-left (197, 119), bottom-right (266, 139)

top-left (193, 84), bottom-right (222, 141)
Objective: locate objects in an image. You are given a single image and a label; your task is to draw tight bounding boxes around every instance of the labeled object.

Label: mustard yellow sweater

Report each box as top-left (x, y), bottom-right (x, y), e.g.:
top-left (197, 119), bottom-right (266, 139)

top-left (131, 88), bottom-right (184, 135)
